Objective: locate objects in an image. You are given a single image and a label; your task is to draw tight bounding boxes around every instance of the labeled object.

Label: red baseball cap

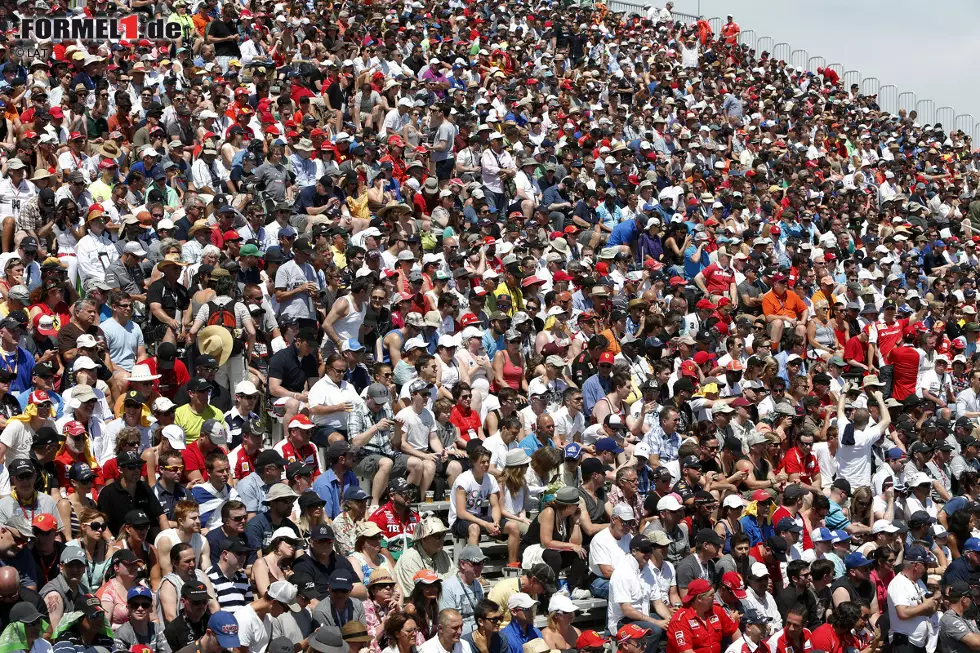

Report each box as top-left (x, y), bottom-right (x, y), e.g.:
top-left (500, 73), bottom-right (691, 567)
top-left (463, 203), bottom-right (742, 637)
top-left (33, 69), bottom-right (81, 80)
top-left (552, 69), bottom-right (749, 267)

top-left (696, 299), bottom-right (716, 310)
top-left (29, 390), bottom-right (51, 405)
top-left (751, 489), bottom-right (773, 502)
top-left (23, 130), bottom-right (37, 139)
top-left (222, 230), bottom-right (242, 242)
top-left (721, 571), bottom-right (748, 599)
top-left (48, 106), bottom-right (64, 119)
top-left (288, 415), bottom-right (314, 430)
top-left (553, 271), bottom-right (573, 282)
top-left (616, 624), bottom-right (650, 644)
top-left (693, 351), bottom-right (716, 365)
top-left (669, 276), bottom-right (686, 286)
top-left (576, 631), bottom-right (607, 649)
top-left (69, 131), bottom-right (84, 140)
top-left (62, 420), bottom-right (86, 437)
top-left (680, 361), bottom-right (699, 377)
top-left (563, 226), bottom-right (579, 235)
top-left (682, 579), bottom-right (713, 604)
top-left (599, 352), bottom-right (615, 365)
top-left (770, 225), bottom-right (781, 235)
top-left (33, 513), bottom-right (58, 532)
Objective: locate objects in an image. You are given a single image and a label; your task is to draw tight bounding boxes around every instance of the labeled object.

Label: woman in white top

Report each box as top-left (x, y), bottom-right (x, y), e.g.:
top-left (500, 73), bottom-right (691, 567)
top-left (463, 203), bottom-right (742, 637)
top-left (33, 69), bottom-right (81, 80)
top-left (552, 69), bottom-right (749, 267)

top-left (501, 449), bottom-right (532, 538)
top-left (348, 521), bottom-right (396, 585)
top-left (435, 334), bottom-right (460, 392)
top-left (454, 326), bottom-right (492, 412)
top-left (50, 197), bottom-right (84, 288)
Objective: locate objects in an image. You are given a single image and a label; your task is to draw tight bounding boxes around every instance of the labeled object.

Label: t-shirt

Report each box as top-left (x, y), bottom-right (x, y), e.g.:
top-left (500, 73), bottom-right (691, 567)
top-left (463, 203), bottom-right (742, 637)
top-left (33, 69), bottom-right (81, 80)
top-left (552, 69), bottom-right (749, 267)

top-left (940, 610), bottom-right (980, 653)
top-left (235, 604), bottom-right (271, 653)
top-left (448, 470), bottom-right (499, 526)
top-left (836, 414), bottom-right (886, 488)
top-left (483, 433), bottom-right (516, 471)
top-left (888, 345), bottom-right (921, 401)
top-left (395, 405), bottom-right (435, 452)
top-left (886, 572), bottom-right (934, 646)
top-left (100, 317), bottom-right (144, 372)
top-left (275, 260), bottom-right (317, 321)
top-left (587, 527), bottom-right (631, 577)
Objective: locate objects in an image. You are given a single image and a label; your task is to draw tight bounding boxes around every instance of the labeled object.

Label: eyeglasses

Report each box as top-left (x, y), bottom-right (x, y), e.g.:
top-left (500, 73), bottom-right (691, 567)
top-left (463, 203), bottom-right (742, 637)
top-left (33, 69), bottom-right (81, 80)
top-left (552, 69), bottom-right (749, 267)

top-left (330, 366), bottom-right (347, 374)
top-left (87, 522), bottom-right (106, 531)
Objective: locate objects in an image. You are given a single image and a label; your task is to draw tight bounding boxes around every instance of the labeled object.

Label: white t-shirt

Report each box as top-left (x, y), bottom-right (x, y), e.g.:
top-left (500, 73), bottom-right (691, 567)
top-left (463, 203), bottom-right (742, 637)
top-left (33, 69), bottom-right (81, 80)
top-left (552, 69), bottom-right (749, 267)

top-left (418, 636), bottom-right (473, 653)
top-left (608, 556), bottom-right (659, 634)
top-left (483, 433), bottom-right (516, 471)
top-left (835, 415), bottom-right (886, 488)
top-left (448, 470), bottom-right (499, 526)
top-left (235, 603), bottom-right (272, 653)
top-left (886, 572), bottom-right (936, 646)
top-left (651, 560), bottom-right (676, 600)
top-left (395, 406), bottom-right (436, 452)
top-left (588, 528), bottom-right (632, 577)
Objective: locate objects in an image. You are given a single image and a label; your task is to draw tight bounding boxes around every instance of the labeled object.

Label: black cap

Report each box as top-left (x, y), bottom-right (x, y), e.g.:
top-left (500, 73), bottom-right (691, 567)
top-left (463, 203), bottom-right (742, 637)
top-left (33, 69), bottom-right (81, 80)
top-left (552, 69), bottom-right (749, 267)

top-left (181, 580), bottom-right (210, 601)
top-left (111, 549), bottom-right (138, 564)
top-left (157, 342), bottom-right (178, 367)
top-left (696, 528), bottom-right (723, 546)
top-left (195, 354), bottom-right (218, 368)
top-left (310, 523), bottom-right (335, 541)
top-left (32, 426), bottom-right (63, 447)
top-left (775, 517), bottom-right (802, 534)
top-left (629, 535), bottom-right (655, 553)
top-left (220, 537), bottom-right (251, 554)
top-left (299, 490), bottom-right (326, 510)
top-left (186, 377), bottom-right (210, 392)
top-left (116, 450), bottom-right (143, 468)
top-left (831, 478), bottom-right (851, 496)
top-left (948, 580), bottom-right (973, 599)
top-left (581, 458), bottom-right (607, 478)
top-left (329, 569), bottom-right (355, 591)
top-left (909, 510), bottom-right (936, 527)
top-left (766, 536), bottom-right (789, 562)
top-left (7, 458), bottom-right (34, 477)
top-left (291, 571), bottom-right (319, 600)
top-left (286, 461), bottom-right (313, 479)
top-left (681, 455), bottom-right (702, 469)
top-left (527, 563), bottom-right (558, 593)
top-left (256, 449), bottom-right (288, 468)
top-left (388, 477), bottom-right (412, 495)
top-left (124, 509), bottom-right (151, 526)
top-left (74, 594), bottom-right (105, 619)
top-left (123, 390), bottom-right (146, 406)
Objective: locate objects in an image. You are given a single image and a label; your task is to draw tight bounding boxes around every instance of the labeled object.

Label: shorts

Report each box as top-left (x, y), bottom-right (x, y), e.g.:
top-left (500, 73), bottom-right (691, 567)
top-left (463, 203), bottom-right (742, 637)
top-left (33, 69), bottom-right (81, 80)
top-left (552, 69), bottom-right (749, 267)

top-left (356, 452), bottom-right (409, 479)
top-left (435, 159), bottom-right (455, 181)
top-left (450, 516), bottom-right (510, 539)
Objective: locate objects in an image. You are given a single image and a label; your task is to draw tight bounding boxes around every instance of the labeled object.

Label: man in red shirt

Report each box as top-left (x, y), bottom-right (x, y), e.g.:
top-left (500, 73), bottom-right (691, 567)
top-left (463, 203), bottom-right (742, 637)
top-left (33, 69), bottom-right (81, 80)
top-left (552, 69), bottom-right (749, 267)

top-left (667, 578), bottom-right (740, 653)
top-left (867, 300), bottom-right (906, 372)
top-left (766, 604), bottom-right (811, 653)
top-left (273, 415), bottom-right (321, 480)
top-left (886, 327), bottom-right (921, 401)
top-left (808, 601), bottom-right (864, 653)
top-left (182, 419), bottom-right (226, 485)
top-left (779, 436), bottom-right (822, 495)
top-left (695, 248), bottom-right (737, 304)
top-left (368, 477), bottom-right (421, 549)
top-left (138, 342), bottom-right (190, 399)
top-left (844, 330), bottom-right (870, 375)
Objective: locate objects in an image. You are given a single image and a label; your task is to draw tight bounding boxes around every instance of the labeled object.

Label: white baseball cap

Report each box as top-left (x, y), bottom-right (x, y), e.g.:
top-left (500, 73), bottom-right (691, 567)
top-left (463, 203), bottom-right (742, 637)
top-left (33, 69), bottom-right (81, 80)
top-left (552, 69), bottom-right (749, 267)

top-left (656, 495), bottom-right (683, 511)
top-left (161, 424), bottom-right (186, 450)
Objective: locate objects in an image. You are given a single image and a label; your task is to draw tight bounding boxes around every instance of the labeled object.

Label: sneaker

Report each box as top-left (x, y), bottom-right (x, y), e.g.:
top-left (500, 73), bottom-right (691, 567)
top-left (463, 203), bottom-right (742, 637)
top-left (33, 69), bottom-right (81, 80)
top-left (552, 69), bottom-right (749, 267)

top-left (571, 588), bottom-right (592, 600)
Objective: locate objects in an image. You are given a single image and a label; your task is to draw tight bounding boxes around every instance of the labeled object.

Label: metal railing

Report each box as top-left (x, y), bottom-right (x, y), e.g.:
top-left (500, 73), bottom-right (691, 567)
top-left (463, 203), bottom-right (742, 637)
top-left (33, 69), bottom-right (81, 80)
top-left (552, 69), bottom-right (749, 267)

top-left (598, 0), bottom-right (980, 145)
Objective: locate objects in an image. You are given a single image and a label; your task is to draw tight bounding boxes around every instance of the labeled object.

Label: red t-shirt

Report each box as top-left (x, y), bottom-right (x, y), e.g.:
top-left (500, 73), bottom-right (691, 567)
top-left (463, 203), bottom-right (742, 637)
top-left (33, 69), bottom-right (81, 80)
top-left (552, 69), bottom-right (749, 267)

top-left (870, 318), bottom-right (907, 361)
top-left (843, 335), bottom-right (866, 372)
top-left (701, 263), bottom-right (735, 295)
top-left (54, 449), bottom-right (105, 489)
top-left (666, 605), bottom-right (738, 653)
top-left (769, 629), bottom-right (811, 653)
top-left (182, 442), bottom-right (209, 483)
top-left (771, 505), bottom-right (812, 551)
top-left (138, 358), bottom-right (191, 400)
top-left (887, 345), bottom-right (920, 401)
top-left (450, 406), bottom-right (481, 442)
top-left (102, 458), bottom-right (148, 483)
top-left (228, 444), bottom-right (257, 481)
top-left (368, 501), bottom-right (421, 539)
top-left (779, 447), bottom-right (821, 487)
top-left (808, 624), bottom-right (854, 653)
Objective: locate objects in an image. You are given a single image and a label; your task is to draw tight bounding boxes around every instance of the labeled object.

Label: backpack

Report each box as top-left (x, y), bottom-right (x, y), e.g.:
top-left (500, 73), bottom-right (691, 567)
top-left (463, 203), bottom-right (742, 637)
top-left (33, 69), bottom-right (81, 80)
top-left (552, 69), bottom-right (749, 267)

top-left (206, 300), bottom-right (244, 355)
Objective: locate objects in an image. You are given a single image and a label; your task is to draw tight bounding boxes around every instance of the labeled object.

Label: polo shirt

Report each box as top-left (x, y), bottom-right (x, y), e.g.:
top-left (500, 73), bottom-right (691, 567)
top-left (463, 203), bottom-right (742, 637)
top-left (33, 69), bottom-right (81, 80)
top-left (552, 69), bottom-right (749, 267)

top-left (174, 404), bottom-right (225, 446)
top-left (290, 552), bottom-right (357, 600)
top-left (236, 471), bottom-right (273, 514)
top-left (268, 344), bottom-right (319, 393)
top-left (244, 512), bottom-right (301, 552)
top-left (206, 565), bottom-right (252, 614)
top-left (666, 604), bottom-right (738, 653)
top-left (96, 478), bottom-right (165, 536)
top-left (499, 619), bottom-right (542, 653)
top-left (312, 468), bottom-right (359, 519)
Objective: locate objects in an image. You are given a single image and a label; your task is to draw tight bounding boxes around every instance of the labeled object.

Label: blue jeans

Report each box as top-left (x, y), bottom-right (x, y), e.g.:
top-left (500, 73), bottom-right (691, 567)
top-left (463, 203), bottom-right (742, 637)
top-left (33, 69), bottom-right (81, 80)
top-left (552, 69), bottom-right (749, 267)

top-left (590, 577), bottom-right (610, 599)
top-left (618, 618), bottom-right (664, 653)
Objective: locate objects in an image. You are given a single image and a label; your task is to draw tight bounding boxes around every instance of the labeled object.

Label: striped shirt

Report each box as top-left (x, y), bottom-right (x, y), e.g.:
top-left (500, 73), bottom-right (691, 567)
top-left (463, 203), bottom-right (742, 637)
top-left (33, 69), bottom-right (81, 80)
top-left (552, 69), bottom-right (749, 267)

top-left (206, 566), bottom-right (253, 614)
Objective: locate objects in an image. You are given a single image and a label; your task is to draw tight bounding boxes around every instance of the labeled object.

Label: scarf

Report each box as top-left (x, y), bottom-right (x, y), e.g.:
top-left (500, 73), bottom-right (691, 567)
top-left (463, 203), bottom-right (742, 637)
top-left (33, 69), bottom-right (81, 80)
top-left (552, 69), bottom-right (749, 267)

top-left (55, 437), bottom-right (98, 472)
top-left (7, 403), bottom-right (37, 425)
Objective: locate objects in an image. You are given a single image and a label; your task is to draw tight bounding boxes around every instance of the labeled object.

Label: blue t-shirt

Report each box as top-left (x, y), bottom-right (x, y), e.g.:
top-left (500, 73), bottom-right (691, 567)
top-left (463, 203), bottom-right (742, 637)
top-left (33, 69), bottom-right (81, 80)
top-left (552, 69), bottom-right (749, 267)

top-left (607, 218), bottom-right (638, 248)
top-left (825, 499), bottom-right (851, 530)
top-left (100, 317), bottom-right (145, 372)
top-left (0, 347), bottom-right (34, 394)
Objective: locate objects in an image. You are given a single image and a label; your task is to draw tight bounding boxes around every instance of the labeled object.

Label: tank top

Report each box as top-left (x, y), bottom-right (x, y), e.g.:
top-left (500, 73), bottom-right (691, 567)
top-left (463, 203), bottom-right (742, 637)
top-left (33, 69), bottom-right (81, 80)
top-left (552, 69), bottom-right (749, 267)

top-left (350, 550), bottom-right (394, 584)
top-left (741, 456), bottom-right (770, 481)
top-left (153, 529), bottom-right (205, 568)
top-left (440, 359), bottom-right (460, 391)
top-left (578, 487), bottom-right (608, 546)
top-left (334, 295), bottom-right (367, 342)
top-left (382, 329), bottom-right (403, 364)
top-left (501, 350), bottom-right (523, 390)
top-left (156, 569), bottom-right (207, 625)
top-left (524, 508), bottom-right (573, 547)
top-left (813, 320), bottom-right (838, 350)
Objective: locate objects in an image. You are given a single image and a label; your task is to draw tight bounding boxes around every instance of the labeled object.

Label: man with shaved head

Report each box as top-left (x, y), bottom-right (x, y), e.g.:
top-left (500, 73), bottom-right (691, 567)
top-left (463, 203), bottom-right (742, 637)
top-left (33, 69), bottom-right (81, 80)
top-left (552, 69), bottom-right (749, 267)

top-left (0, 566), bottom-right (46, 631)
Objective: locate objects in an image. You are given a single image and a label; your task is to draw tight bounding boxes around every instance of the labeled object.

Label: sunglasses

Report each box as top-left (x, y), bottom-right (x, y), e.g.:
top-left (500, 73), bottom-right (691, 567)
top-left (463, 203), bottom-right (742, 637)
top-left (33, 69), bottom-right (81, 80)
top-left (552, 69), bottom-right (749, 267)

top-left (162, 465), bottom-right (184, 472)
top-left (88, 522), bottom-right (106, 531)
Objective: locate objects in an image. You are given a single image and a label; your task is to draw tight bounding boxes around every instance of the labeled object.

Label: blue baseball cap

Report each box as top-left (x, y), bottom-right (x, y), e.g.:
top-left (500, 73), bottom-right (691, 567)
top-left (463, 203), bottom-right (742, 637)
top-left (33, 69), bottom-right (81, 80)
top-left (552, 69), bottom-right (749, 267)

top-left (563, 442), bottom-right (583, 459)
top-left (208, 611), bottom-right (241, 648)
top-left (886, 447), bottom-right (907, 461)
top-left (127, 586), bottom-right (152, 602)
top-left (343, 338), bottom-right (365, 352)
top-left (905, 545), bottom-right (936, 564)
top-left (811, 527), bottom-right (834, 543)
top-left (596, 438), bottom-right (624, 454)
top-left (935, 240), bottom-right (946, 248)
top-left (833, 530), bottom-right (851, 544)
top-left (343, 486), bottom-right (369, 501)
top-left (844, 552), bottom-right (873, 569)
top-left (279, 225), bottom-right (297, 238)
top-left (962, 537), bottom-right (980, 553)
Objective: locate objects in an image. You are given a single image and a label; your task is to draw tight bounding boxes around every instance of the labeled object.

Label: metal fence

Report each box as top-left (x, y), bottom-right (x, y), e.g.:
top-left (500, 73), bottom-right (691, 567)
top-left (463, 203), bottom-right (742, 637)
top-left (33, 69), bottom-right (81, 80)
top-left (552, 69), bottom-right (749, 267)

top-left (599, 0), bottom-right (980, 145)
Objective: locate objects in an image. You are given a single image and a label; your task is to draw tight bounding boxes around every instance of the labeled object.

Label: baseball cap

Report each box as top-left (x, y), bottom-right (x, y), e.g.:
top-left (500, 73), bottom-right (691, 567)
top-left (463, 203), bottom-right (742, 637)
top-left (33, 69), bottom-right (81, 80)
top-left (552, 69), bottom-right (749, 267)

top-left (721, 571), bottom-right (747, 599)
top-left (208, 611), bottom-right (242, 648)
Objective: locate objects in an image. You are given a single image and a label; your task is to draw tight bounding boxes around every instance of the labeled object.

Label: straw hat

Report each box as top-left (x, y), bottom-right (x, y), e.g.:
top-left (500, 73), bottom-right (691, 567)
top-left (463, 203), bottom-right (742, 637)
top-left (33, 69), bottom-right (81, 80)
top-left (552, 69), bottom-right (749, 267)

top-left (198, 325), bottom-right (233, 368)
top-left (377, 201), bottom-right (411, 220)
